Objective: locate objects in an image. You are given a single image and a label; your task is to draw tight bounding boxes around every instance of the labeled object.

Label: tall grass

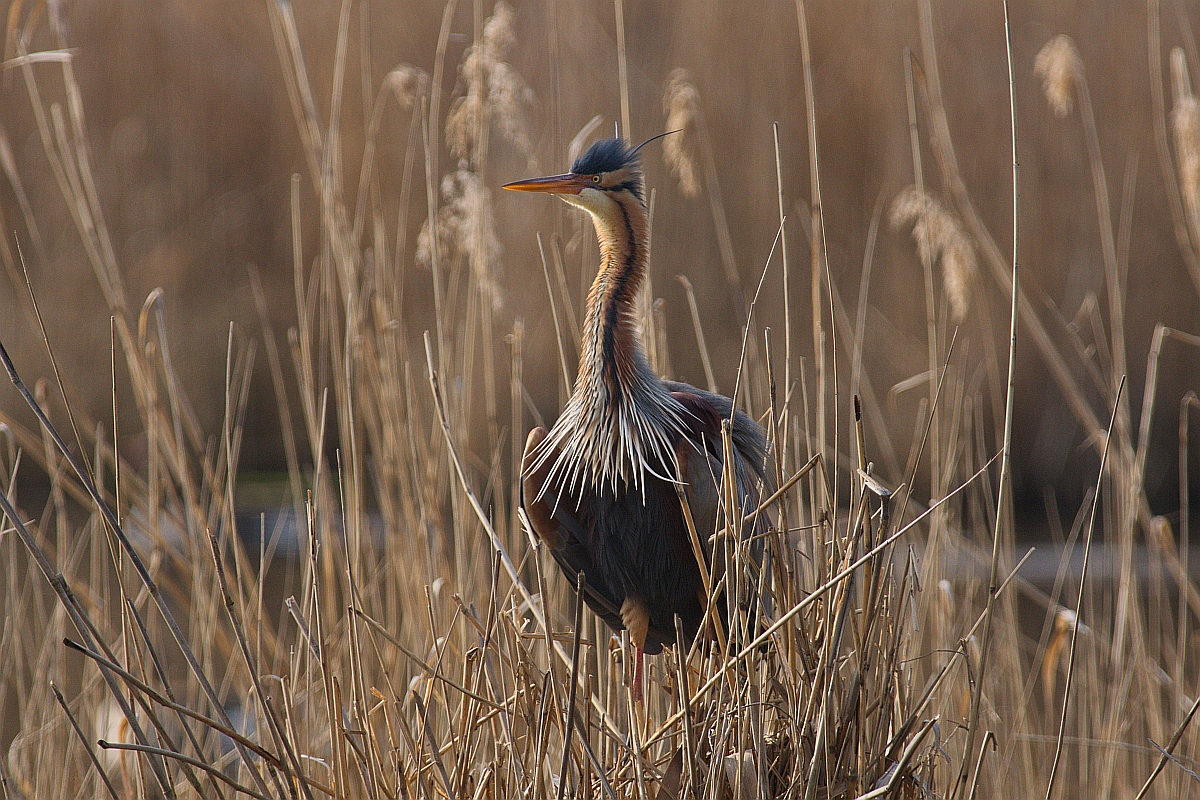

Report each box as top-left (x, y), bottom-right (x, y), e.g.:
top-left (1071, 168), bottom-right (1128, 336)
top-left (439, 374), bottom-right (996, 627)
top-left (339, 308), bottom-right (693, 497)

top-left (0, 1), bottom-right (1198, 798)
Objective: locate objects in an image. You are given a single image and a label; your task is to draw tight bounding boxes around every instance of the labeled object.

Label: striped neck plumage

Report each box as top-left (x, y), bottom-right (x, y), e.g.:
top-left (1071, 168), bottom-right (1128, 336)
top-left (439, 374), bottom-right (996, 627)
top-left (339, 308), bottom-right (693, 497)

top-left (533, 191), bottom-right (689, 499)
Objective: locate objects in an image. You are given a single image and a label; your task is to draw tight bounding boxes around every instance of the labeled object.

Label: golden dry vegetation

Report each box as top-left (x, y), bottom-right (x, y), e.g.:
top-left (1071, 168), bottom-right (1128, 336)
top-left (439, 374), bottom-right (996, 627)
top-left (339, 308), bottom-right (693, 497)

top-left (0, 1), bottom-right (1197, 798)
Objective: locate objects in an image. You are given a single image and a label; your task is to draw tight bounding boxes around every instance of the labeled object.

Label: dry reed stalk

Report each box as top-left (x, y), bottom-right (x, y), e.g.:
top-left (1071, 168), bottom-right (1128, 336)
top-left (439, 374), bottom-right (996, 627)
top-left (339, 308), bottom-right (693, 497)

top-left (795, 0), bottom-right (829, 508)
top-left (1034, 41), bottom-right (1132, 583)
top-left (537, 232), bottom-right (573, 393)
top-left (658, 68), bottom-right (750, 362)
top-left (903, 44), bottom-right (945, 534)
top-left (1148, 0), bottom-right (1200, 295)
top-left (772, 125), bottom-right (795, 464)
top-left (911, 22), bottom-right (1108, 453)
top-left (1171, 48), bottom-right (1200, 266)
top-left (2, 3), bottom-right (1199, 798)
top-left (1046, 377), bottom-right (1125, 800)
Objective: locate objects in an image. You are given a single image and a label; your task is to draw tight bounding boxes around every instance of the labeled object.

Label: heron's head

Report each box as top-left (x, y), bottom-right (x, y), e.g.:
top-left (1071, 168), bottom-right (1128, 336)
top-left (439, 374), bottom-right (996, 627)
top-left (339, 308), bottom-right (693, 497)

top-left (502, 137), bottom-right (645, 217)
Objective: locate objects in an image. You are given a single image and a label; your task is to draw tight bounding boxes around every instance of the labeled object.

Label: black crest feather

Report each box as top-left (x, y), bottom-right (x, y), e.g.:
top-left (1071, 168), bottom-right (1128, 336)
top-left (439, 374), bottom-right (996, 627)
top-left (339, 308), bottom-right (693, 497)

top-left (571, 138), bottom-right (644, 203)
top-left (571, 137), bottom-right (638, 175)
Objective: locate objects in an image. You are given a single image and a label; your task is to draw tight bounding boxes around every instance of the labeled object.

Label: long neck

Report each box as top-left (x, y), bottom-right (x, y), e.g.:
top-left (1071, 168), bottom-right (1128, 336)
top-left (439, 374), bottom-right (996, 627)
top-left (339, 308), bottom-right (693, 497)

top-left (576, 193), bottom-right (652, 400)
top-left (536, 191), bottom-right (686, 495)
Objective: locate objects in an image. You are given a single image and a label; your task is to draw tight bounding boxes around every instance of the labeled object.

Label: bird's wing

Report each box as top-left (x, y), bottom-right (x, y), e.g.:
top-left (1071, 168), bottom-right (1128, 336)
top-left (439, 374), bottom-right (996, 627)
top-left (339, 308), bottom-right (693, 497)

top-left (663, 380), bottom-right (772, 491)
top-left (666, 382), bottom-right (775, 625)
top-left (521, 428), bottom-right (626, 634)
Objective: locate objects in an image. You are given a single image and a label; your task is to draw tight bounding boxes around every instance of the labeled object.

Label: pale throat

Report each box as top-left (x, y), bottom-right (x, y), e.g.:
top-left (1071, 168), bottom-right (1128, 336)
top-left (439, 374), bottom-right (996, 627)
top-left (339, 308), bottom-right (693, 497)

top-left (575, 195), bottom-right (652, 397)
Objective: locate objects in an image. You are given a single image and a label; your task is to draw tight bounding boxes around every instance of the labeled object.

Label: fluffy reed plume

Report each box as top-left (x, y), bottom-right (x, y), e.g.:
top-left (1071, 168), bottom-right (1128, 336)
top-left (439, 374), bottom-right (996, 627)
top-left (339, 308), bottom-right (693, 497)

top-left (383, 63), bottom-right (426, 110)
top-left (1034, 34), bottom-right (1083, 118)
top-left (890, 186), bottom-right (976, 321)
top-left (445, 0), bottom-right (533, 161)
top-left (1169, 48), bottom-right (1200, 238)
top-left (417, 168), bottom-right (504, 309)
top-left (662, 68), bottom-right (701, 197)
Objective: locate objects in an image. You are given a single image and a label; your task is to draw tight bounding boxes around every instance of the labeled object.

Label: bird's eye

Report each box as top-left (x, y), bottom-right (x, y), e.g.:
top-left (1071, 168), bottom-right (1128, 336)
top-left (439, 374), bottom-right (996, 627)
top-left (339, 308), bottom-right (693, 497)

top-left (591, 175), bottom-right (601, 183)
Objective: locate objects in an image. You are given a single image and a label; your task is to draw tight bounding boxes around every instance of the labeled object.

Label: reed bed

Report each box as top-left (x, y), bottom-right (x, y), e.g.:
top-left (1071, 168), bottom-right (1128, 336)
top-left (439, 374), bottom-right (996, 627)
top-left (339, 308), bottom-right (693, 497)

top-left (0, 1), bottom-right (1198, 799)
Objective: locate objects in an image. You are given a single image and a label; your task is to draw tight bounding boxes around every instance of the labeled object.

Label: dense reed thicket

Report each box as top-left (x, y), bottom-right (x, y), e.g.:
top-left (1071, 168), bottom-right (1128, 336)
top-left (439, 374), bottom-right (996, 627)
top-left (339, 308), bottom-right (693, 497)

top-left (0, 1), bottom-right (1198, 798)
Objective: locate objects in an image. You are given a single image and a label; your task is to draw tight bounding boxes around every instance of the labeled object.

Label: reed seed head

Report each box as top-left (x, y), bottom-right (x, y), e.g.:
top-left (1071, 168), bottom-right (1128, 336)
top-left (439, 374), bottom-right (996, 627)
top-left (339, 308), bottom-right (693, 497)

top-left (662, 68), bottom-right (701, 197)
top-left (890, 186), bottom-right (976, 322)
top-left (1170, 49), bottom-right (1200, 231)
top-left (383, 64), bottom-right (427, 110)
top-left (1034, 35), bottom-right (1083, 118)
top-left (446, 0), bottom-right (533, 161)
top-left (417, 169), bottom-right (504, 310)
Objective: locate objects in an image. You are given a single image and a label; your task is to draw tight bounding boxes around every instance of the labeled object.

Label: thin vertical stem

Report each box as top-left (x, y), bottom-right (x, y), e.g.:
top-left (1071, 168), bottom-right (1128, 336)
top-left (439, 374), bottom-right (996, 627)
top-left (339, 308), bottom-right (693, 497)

top-left (774, 123), bottom-right (792, 410)
top-left (1046, 379), bottom-right (1124, 800)
top-left (614, 0), bottom-right (631, 141)
top-left (958, 6), bottom-right (1019, 796)
top-left (795, 0), bottom-right (826, 485)
top-left (557, 572), bottom-right (585, 800)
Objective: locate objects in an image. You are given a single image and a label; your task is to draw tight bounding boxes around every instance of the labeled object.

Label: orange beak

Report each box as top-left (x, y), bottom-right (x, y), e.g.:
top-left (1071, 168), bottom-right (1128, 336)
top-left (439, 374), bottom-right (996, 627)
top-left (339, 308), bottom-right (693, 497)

top-left (502, 173), bottom-right (588, 194)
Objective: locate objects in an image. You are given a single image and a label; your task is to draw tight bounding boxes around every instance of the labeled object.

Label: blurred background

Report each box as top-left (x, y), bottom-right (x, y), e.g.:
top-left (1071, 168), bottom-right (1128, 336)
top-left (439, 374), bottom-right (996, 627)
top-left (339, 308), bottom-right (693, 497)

top-left (0, 0), bottom-right (1197, 534)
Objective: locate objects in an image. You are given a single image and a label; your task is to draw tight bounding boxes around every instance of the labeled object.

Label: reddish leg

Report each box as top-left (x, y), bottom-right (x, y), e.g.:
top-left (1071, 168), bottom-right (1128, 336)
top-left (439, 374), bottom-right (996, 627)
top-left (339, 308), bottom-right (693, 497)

top-left (632, 646), bottom-right (645, 703)
top-left (621, 596), bottom-right (649, 704)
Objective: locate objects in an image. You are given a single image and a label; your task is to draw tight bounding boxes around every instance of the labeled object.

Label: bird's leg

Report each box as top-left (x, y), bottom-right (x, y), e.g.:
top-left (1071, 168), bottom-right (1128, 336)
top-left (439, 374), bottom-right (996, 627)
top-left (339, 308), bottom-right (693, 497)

top-left (621, 596), bottom-right (649, 702)
top-left (633, 647), bottom-right (645, 703)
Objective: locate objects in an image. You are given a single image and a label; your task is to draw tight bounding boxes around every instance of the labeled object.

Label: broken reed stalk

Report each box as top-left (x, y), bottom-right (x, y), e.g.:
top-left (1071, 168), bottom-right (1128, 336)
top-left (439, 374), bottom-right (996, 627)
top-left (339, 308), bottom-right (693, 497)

top-left (97, 741), bottom-right (272, 800)
top-left (858, 716), bottom-right (940, 800)
top-left (676, 275), bottom-right (718, 394)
